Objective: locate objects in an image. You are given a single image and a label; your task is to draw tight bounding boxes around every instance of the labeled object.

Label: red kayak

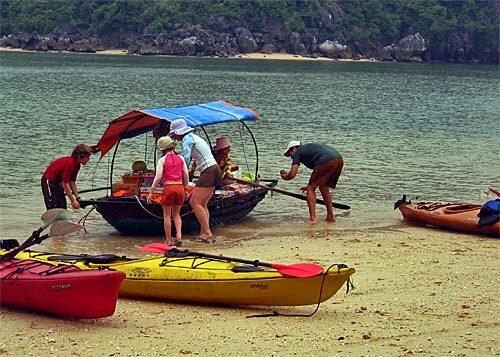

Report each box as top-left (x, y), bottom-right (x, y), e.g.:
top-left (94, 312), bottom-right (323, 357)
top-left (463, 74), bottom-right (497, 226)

top-left (0, 257), bottom-right (125, 318)
top-left (396, 199), bottom-right (499, 237)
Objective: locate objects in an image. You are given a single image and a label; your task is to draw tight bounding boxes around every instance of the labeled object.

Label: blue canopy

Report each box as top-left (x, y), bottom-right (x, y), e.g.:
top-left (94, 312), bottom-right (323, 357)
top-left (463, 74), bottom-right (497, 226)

top-left (141, 100), bottom-right (259, 127)
top-left (96, 100), bottom-right (259, 156)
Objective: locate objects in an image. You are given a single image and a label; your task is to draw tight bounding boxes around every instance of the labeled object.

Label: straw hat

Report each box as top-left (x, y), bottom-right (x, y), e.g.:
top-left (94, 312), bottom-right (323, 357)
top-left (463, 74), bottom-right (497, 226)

top-left (157, 136), bottom-right (175, 151)
top-left (283, 140), bottom-right (301, 156)
top-left (168, 119), bottom-right (194, 136)
top-left (212, 137), bottom-right (231, 151)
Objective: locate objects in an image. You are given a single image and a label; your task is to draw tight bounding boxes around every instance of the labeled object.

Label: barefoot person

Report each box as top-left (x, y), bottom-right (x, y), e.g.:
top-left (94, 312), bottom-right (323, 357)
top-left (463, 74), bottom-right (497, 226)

top-left (147, 136), bottom-right (189, 246)
top-left (169, 119), bottom-right (221, 242)
top-left (280, 141), bottom-right (344, 224)
top-left (41, 144), bottom-right (93, 210)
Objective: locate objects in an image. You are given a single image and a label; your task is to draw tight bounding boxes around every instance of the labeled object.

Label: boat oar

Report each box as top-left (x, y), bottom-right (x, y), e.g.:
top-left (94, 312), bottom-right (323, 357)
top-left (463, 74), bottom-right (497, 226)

top-left (233, 178), bottom-right (350, 210)
top-left (140, 243), bottom-right (324, 278)
top-left (0, 209), bottom-right (81, 262)
top-left (489, 187), bottom-right (500, 197)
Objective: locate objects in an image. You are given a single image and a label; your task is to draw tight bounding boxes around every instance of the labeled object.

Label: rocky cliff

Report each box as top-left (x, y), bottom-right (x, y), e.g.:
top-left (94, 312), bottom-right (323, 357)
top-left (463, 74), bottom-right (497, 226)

top-left (1, 1), bottom-right (498, 64)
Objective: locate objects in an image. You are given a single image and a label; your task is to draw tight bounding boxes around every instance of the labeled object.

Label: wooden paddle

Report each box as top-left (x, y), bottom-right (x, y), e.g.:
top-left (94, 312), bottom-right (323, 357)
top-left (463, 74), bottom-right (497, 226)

top-left (140, 243), bottom-right (324, 278)
top-left (233, 178), bottom-right (350, 210)
top-left (0, 209), bottom-right (82, 262)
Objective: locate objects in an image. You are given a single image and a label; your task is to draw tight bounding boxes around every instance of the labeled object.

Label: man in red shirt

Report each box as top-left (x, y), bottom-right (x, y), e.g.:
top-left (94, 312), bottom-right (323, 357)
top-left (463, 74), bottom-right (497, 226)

top-left (41, 144), bottom-right (93, 209)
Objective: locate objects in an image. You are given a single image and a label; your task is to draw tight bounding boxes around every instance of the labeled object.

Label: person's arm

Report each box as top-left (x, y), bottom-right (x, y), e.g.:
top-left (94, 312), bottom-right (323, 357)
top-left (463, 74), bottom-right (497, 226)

top-left (280, 164), bottom-right (299, 180)
top-left (63, 162), bottom-right (80, 209)
top-left (180, 157), bottom-right (189, 197)
top-left (62, 182), bottom-right (80, 209)
top-left (181, 157), bottom-right (189, 188)
top-left (181, 135), bottom-right (195, 168)
top-left (147, 158), bottom-right (164, 203)
top-left (69, 181), bottom-right (79, 199)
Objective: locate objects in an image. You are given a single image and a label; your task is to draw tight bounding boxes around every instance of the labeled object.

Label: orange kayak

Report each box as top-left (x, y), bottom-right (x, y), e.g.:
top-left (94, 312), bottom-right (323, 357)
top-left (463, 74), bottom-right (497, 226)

top-left (396, 199), bottom-right (499, 237)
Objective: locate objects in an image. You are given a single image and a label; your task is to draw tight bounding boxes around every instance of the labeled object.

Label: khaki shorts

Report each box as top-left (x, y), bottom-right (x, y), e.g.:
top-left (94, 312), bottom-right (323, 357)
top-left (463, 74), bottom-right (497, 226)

top-left (309, 157), bottom-right (344, 189)
top-left (197, 164), bottom-right (222, 188)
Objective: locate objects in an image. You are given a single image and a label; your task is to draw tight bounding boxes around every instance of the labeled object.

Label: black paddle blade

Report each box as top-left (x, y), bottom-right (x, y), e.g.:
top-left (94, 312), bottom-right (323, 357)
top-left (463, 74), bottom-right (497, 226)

top-left (49, 221), bottom-right (84, 236)
top-left (41, 209), bottom-right (72, 229)
top-left (394, 195), bottom-right (407, 210)
top-left (0, 239), bottom-right (20, 250)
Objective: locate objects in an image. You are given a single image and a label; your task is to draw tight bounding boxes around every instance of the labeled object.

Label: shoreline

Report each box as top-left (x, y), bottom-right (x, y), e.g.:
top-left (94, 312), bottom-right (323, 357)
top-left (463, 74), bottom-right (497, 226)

top-left (0, 226), bottom-right (498, 355)
top-left (0, 46), bottom-right (380, 62)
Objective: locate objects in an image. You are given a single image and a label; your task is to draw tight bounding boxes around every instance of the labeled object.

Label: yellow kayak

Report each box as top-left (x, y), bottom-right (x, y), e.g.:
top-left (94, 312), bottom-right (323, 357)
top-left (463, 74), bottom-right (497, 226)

top-left (8, 249), bottom-right (355, 306)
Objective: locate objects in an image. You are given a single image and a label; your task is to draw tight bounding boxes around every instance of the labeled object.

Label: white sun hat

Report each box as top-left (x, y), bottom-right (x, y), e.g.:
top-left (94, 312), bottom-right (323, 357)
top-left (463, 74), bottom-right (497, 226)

top-left (168, 119), bottom-right (194, 136)
top-left (283, 140), bottom-right (301, 156)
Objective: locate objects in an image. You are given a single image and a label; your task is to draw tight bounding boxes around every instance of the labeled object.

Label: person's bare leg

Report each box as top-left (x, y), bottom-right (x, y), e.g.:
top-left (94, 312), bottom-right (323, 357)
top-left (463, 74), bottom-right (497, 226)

top-left (190, 187), bottom-right (213, 239)
top-left (172, 204), bottom-right (182, 242)
top-left (306, 185), bottom-right (318, 224)
top-left (162, 205), bottom-right (173, 244)
top-left (319, 186), bottom-right (335, 222)
top-left (201, 187), bottom-right (214, 235)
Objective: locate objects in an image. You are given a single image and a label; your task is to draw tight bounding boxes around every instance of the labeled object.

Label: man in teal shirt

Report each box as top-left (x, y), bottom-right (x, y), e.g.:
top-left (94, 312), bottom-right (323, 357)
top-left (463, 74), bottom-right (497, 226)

top-left (280, 141), bottom-right (344, 224)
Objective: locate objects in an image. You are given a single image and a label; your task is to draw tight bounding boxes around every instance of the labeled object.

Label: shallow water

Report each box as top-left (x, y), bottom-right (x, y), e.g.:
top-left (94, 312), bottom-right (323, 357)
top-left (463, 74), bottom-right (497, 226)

top-left (0, 51), bottom-right (498, 253)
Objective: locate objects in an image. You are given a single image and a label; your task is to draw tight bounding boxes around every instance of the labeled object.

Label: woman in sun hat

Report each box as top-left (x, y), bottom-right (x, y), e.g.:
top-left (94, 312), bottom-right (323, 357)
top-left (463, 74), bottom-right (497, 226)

top-left (169, 119), bottom-right (221, 243)
top-left (280, 141), bottom-right (344, 224)
top-left (212, 136), bottom-right (236, 182)
top-left (147, 136), bottom-right (189, 246)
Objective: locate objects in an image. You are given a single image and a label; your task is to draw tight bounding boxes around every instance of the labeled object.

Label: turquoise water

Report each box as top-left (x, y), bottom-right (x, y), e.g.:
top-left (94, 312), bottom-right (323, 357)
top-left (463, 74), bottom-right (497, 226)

top-left (0, 51), bottom-right (498, 250)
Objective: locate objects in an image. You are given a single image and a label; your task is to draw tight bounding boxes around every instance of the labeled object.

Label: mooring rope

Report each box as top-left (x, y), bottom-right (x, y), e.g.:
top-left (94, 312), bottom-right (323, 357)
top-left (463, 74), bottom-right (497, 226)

top-left (246, 263), bottom-right (355, 318)
top-left (133, 195), bottom-right (193, 220)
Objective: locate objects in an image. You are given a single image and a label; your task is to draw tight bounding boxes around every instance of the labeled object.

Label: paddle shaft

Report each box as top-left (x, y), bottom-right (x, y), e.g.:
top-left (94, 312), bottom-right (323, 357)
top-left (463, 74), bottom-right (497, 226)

top-left (79, 186), bottom-right (111, 194)
top-left (233, 179), bottom-right (350, 210)
top-left (170, 248), bottom-right (275, 268)
top-left (0, 229), bottom-right (47, 262)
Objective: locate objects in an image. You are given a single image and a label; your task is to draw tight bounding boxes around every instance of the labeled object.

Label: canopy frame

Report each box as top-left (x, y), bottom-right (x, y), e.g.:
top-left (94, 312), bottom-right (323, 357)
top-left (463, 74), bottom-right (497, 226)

top-left (99, 101), bottom-right (260, 193)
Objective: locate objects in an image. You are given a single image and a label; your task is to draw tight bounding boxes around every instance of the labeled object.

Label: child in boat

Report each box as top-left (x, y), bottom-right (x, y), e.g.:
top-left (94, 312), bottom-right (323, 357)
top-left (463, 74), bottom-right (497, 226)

top-left (280, 141), bottom-right (344, 224)
top-left (41, 144), bottom-right (94, 210)
top-left (212, 136), bottom-right (237, 183)
top-left (147, 136), bottom-right (189, 247)
top-left (169, 119), bottom-right (221, 243)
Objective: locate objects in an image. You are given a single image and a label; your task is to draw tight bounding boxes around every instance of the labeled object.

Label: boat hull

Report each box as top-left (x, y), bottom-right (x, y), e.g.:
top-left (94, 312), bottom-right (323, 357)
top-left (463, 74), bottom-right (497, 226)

top-left (398, 202), bottom-right (499, 237)
top-left (0, 258), bottom-right (125, 318)
top-left (13, 250), bottom-right (355, 307)
top-left (81, 187), bottom-right (270, 235)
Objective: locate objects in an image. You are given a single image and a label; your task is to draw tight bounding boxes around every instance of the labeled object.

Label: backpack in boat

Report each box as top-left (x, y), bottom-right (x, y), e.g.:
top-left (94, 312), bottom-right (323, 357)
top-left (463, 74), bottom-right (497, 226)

top-left (477, 199), bottom-right (500, 227)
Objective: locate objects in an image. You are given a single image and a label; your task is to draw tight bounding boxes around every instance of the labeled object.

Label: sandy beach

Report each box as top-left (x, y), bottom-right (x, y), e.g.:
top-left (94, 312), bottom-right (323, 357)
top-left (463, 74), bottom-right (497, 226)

top-left (0, 46), bottom-right (378, 62)
top-left (1, 224), bottom-right (497, 356)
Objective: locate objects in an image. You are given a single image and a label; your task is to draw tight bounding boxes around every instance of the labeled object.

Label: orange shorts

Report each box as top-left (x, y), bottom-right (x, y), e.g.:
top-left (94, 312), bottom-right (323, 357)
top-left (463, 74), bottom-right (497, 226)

top-left (309, 157), bottom-right (344, 189)
top-left (158, 184), bottom-right (186, 206)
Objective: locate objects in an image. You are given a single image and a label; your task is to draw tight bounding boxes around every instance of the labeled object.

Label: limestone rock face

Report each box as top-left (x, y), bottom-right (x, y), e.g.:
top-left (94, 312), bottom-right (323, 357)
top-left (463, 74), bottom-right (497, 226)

top-left (286, 32), bottom-right (307, 55)
top-left (0, 35), bottom-right (20, 48)
top-left (318, 40), bottom-right (350, 58)
top-left (234, 27), bottom-right (257, 53)
top-left (393, 33), bottom-right (427, 62)
top-left (261, 43), bottom-right (276, 55)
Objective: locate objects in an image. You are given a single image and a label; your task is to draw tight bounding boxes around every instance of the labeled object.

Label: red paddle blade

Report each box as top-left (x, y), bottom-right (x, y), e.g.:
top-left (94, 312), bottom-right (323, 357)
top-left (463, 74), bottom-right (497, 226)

top-left (140, 242), bottom-right (173, 254)
top-left (270, 263), bottom-right (324, 278)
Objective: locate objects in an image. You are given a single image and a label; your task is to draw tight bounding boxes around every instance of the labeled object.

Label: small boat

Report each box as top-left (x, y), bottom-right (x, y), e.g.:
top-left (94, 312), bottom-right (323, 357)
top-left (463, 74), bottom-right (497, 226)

top-left (10, 249), bottom-right (355, 307)
top-left (80, 100), bottom-right (276, 235)
top-left (0, 256), bottom-right (125, 318)
top-left (395, 196), bottom-right (500, 237)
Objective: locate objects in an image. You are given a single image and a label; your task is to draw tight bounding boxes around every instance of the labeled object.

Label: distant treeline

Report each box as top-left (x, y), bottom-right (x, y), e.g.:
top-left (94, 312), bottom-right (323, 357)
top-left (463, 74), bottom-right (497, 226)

top-left (1, 0), bottom-right (498, 63)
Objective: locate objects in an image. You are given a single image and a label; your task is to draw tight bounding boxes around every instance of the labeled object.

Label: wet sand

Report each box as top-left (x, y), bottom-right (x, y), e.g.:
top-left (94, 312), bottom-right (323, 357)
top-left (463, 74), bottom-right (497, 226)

top-left (1, 225), bottom-right (498, 356)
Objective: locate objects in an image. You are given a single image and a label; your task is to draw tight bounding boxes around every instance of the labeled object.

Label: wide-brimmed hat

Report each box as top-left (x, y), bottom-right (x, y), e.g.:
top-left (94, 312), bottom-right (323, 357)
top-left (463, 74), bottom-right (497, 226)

top-left (283, 140), bottom-right (301, 156)
top-left (212, 137), bottom-right (231, 151)
top-left (157, 136), bottom-right (175, 151)
top-left (168, 119), bottom-right (194, 136)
